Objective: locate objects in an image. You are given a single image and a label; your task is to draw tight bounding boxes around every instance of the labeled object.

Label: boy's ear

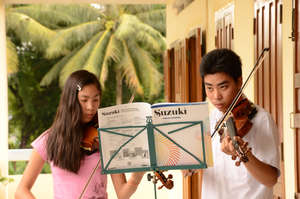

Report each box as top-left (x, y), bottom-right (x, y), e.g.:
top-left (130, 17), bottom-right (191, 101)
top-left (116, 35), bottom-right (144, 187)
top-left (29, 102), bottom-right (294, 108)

top-left (237, 77), bottom-right (243, 89)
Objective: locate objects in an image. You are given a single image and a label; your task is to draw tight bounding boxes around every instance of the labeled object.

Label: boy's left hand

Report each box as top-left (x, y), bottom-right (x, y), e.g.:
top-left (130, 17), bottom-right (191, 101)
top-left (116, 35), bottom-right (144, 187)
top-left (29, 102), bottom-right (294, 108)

top-left (220, 135), bottom-right (238, 157)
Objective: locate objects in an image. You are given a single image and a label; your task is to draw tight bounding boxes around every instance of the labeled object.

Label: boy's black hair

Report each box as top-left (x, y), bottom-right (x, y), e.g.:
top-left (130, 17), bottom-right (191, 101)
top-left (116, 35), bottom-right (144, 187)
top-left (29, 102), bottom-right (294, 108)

top-left (200, 48), bottom-right (242, 82)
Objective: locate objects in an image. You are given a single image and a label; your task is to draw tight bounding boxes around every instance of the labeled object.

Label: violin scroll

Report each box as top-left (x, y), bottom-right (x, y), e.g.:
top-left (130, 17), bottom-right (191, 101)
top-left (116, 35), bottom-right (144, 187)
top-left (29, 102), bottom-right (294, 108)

top-left (147, 171), bottom-right (174, 189)
top-left (231, 137), bottom-right (252, 166)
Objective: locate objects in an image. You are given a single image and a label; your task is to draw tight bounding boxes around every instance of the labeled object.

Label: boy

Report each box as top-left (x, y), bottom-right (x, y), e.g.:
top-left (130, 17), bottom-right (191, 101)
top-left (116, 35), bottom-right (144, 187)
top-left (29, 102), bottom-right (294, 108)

top-left (200, 49), bottom-right (280, 199)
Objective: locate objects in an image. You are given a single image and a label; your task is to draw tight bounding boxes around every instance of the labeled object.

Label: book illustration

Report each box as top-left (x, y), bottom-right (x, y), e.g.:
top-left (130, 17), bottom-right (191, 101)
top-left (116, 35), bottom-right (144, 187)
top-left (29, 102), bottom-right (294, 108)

top-left (99, 125), bottom-right (150, 170)
top-left (151, 103), bottom-right (212, 168)
top-left (155, 133), bottom-right (181, 166)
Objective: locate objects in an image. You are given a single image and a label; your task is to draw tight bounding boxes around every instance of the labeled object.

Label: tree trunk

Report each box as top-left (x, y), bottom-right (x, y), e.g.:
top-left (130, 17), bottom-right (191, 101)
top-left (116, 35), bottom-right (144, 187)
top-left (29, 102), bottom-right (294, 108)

top-left (116, 69), bottom-right (122, 105)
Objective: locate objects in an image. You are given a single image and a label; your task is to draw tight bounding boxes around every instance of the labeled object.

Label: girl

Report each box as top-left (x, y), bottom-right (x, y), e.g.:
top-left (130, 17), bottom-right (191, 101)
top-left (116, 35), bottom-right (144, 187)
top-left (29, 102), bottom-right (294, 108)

top-left (15, 70), bottom-right (144, 199)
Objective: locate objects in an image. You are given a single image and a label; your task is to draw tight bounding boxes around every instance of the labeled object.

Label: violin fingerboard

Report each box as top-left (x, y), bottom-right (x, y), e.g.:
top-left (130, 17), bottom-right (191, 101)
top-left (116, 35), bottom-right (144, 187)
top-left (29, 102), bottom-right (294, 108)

top-left (225, 117), bottom-right (239, 149)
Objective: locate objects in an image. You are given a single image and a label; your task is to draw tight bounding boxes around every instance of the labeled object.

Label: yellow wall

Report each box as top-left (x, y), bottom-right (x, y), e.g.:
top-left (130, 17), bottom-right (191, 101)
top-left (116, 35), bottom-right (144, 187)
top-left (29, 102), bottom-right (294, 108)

top-left (166, 0), bottom-right (296, 198)
top-left (166, 0), bottom-right (207, 47)
top-left (233, 0), bottom-right (254, 99)
top-left (282, 0), bottom-right (296, 198)
top-left (167, 0), bottom-right (255, 98)
top-left (166, 0), bottom-right (231, 48)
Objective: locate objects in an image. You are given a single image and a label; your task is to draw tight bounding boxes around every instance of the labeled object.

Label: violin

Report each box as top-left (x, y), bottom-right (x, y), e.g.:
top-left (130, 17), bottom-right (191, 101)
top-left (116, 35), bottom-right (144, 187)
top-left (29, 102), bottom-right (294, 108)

top-left (217, 95), bottom-right (257, 139)
top-left (81, 126), bottom-right (99, 154)
top-left (147, 171), bottom-right (174, 190)
top-left (212, 48), bottom-right (270, 166)
top-left (217, 96), bottom-right (257, 166)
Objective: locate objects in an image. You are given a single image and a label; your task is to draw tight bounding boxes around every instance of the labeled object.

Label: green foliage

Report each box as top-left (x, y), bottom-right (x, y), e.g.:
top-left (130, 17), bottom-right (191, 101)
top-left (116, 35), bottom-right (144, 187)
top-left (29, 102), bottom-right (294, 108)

top-left (7, 3), bottom-right (166, 148)
top-left (9, 161), bottom-right (51, 175)
top-left (37, 4), bottom-right (166, 102)
top-left (6, 37), bottom-right (19, 74)
top-left (8, 38), bottom-right (60, 149)
top-left (0, 170), bottom-right (14, 185)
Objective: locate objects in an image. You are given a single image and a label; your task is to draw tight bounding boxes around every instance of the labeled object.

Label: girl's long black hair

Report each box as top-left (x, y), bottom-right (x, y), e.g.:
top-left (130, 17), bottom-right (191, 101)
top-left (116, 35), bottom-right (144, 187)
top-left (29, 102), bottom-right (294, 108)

top-left (46, 70), bottom-right (101, 173)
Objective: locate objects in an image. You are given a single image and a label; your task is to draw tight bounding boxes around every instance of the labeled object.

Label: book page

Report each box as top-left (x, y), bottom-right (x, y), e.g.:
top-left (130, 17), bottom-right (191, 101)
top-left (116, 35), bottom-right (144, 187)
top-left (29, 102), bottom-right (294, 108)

top-left (98, 102), bottom-right (152, 171)
top-left (151, 102), bottom-right (213, 168)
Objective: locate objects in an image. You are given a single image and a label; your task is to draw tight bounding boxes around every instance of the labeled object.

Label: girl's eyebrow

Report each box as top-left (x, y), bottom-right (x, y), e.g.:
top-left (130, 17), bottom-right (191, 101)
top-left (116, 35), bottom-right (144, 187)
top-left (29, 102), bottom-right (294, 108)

top-left (79, 93), bottom-right (100, 98)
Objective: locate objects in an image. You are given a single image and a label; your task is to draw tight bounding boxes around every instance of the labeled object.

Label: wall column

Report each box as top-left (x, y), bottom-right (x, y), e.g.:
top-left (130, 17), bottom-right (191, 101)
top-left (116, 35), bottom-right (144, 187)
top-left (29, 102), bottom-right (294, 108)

top-left (282, 0), bottom-right (295, 198)
top-left (0, 0), bottom-right (9, 198)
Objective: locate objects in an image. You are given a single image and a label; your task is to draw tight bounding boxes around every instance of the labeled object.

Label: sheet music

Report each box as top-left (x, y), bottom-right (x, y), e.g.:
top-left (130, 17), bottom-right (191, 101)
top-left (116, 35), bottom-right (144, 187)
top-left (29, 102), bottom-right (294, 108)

top-left (151, 102), bottom-right (213, 167)
top-left (98, 103), bottom-right (151, 170)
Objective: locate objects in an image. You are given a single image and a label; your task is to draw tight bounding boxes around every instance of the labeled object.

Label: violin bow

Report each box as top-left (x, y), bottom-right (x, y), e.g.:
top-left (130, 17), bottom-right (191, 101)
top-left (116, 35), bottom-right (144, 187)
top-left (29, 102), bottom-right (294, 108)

top-left (211, 48), bottom-right (270, 139)
top-left (78, 93), bottom-right (136, 199)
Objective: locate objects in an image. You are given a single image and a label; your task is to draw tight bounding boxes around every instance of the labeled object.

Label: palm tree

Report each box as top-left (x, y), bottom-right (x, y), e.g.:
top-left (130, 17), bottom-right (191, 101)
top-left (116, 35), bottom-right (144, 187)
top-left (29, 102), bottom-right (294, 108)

top-left (6, 4), bottom-right (166, 104)
top-left (40, 4), bottom-right (166, 104)
top-left (5, 4), bottom-right (101, 73)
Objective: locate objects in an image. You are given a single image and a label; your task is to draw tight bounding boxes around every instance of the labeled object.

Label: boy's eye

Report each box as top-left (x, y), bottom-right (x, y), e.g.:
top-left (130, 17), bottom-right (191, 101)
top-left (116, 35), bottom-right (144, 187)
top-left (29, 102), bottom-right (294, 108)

top-left (220, 85), bottom-right (228, 90)
top-left (206, 87), bottom-right (213, 91)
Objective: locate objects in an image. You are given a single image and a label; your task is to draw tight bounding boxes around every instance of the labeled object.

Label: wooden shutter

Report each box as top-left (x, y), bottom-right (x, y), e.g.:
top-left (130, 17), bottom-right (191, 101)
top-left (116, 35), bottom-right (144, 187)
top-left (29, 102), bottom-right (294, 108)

top-left (181, 27), bottom-right (204, 199)
top-left (164, 49), bottom-right (176, 102)
top-left (174, 39), bottom-right (189, 102)
top-left (215, 4), bottom-right (234, 49)
top-left (187, 27), bottom-right (204, 102)
top-left (294, 0), bottom-right (300, 198)
top-left (254, 0), bottom-right (284, 198)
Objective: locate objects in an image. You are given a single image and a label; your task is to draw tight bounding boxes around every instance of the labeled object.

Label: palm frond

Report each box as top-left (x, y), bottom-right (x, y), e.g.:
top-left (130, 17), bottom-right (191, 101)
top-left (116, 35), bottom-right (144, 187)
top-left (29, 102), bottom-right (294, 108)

top-left (135, 29), bottom-right (166, 53)
top-left (9, 5), bottom-right (77, 29)
top-left (127, 40), bottom-right (162, 97)
top-left (83, 30), bottom-right (112, 87)
top-left (46, 21), bottom-right (104, 59)
top-left (40, 47), bottom-right (80, 86)
top-left (119, 40), bottom-right (144, 95)
top-left (103, 5), bottom-right (120, 20)
top-left (99, 34), bottom-right (123, 87)
top-left (57, 32), bottom-right (102, 87)
top-left (115, 14), bottom-right (166, 53)
top-left (46, 4), bottom-right (103, 24)
top-left (6, 37), bottom-right (18, 74)
top-left (102, 34), bottom-right (123, 64)
top-left (6, 12), bottom-right (56, 52)
top-left (123, 4), bottom-right (165, 15)
top-left (136, 8), bottom-right (166, 35)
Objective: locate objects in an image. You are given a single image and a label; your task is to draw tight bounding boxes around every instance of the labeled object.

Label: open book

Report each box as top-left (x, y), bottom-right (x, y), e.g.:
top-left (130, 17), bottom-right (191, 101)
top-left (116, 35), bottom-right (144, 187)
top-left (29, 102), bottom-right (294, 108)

top-left (97, 102), bottom-right (213, 174)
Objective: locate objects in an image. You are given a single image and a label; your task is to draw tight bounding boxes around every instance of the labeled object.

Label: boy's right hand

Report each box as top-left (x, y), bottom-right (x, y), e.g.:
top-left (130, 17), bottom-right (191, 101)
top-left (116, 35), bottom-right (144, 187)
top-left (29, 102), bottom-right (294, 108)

top-left (181, 169), bottom-right (197, 177)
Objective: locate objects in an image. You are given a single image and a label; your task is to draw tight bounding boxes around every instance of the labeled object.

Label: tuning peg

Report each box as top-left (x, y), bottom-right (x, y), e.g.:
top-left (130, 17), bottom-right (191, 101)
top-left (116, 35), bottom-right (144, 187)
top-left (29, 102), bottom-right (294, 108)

top-left (147, 173), bottom-right (153, 181)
